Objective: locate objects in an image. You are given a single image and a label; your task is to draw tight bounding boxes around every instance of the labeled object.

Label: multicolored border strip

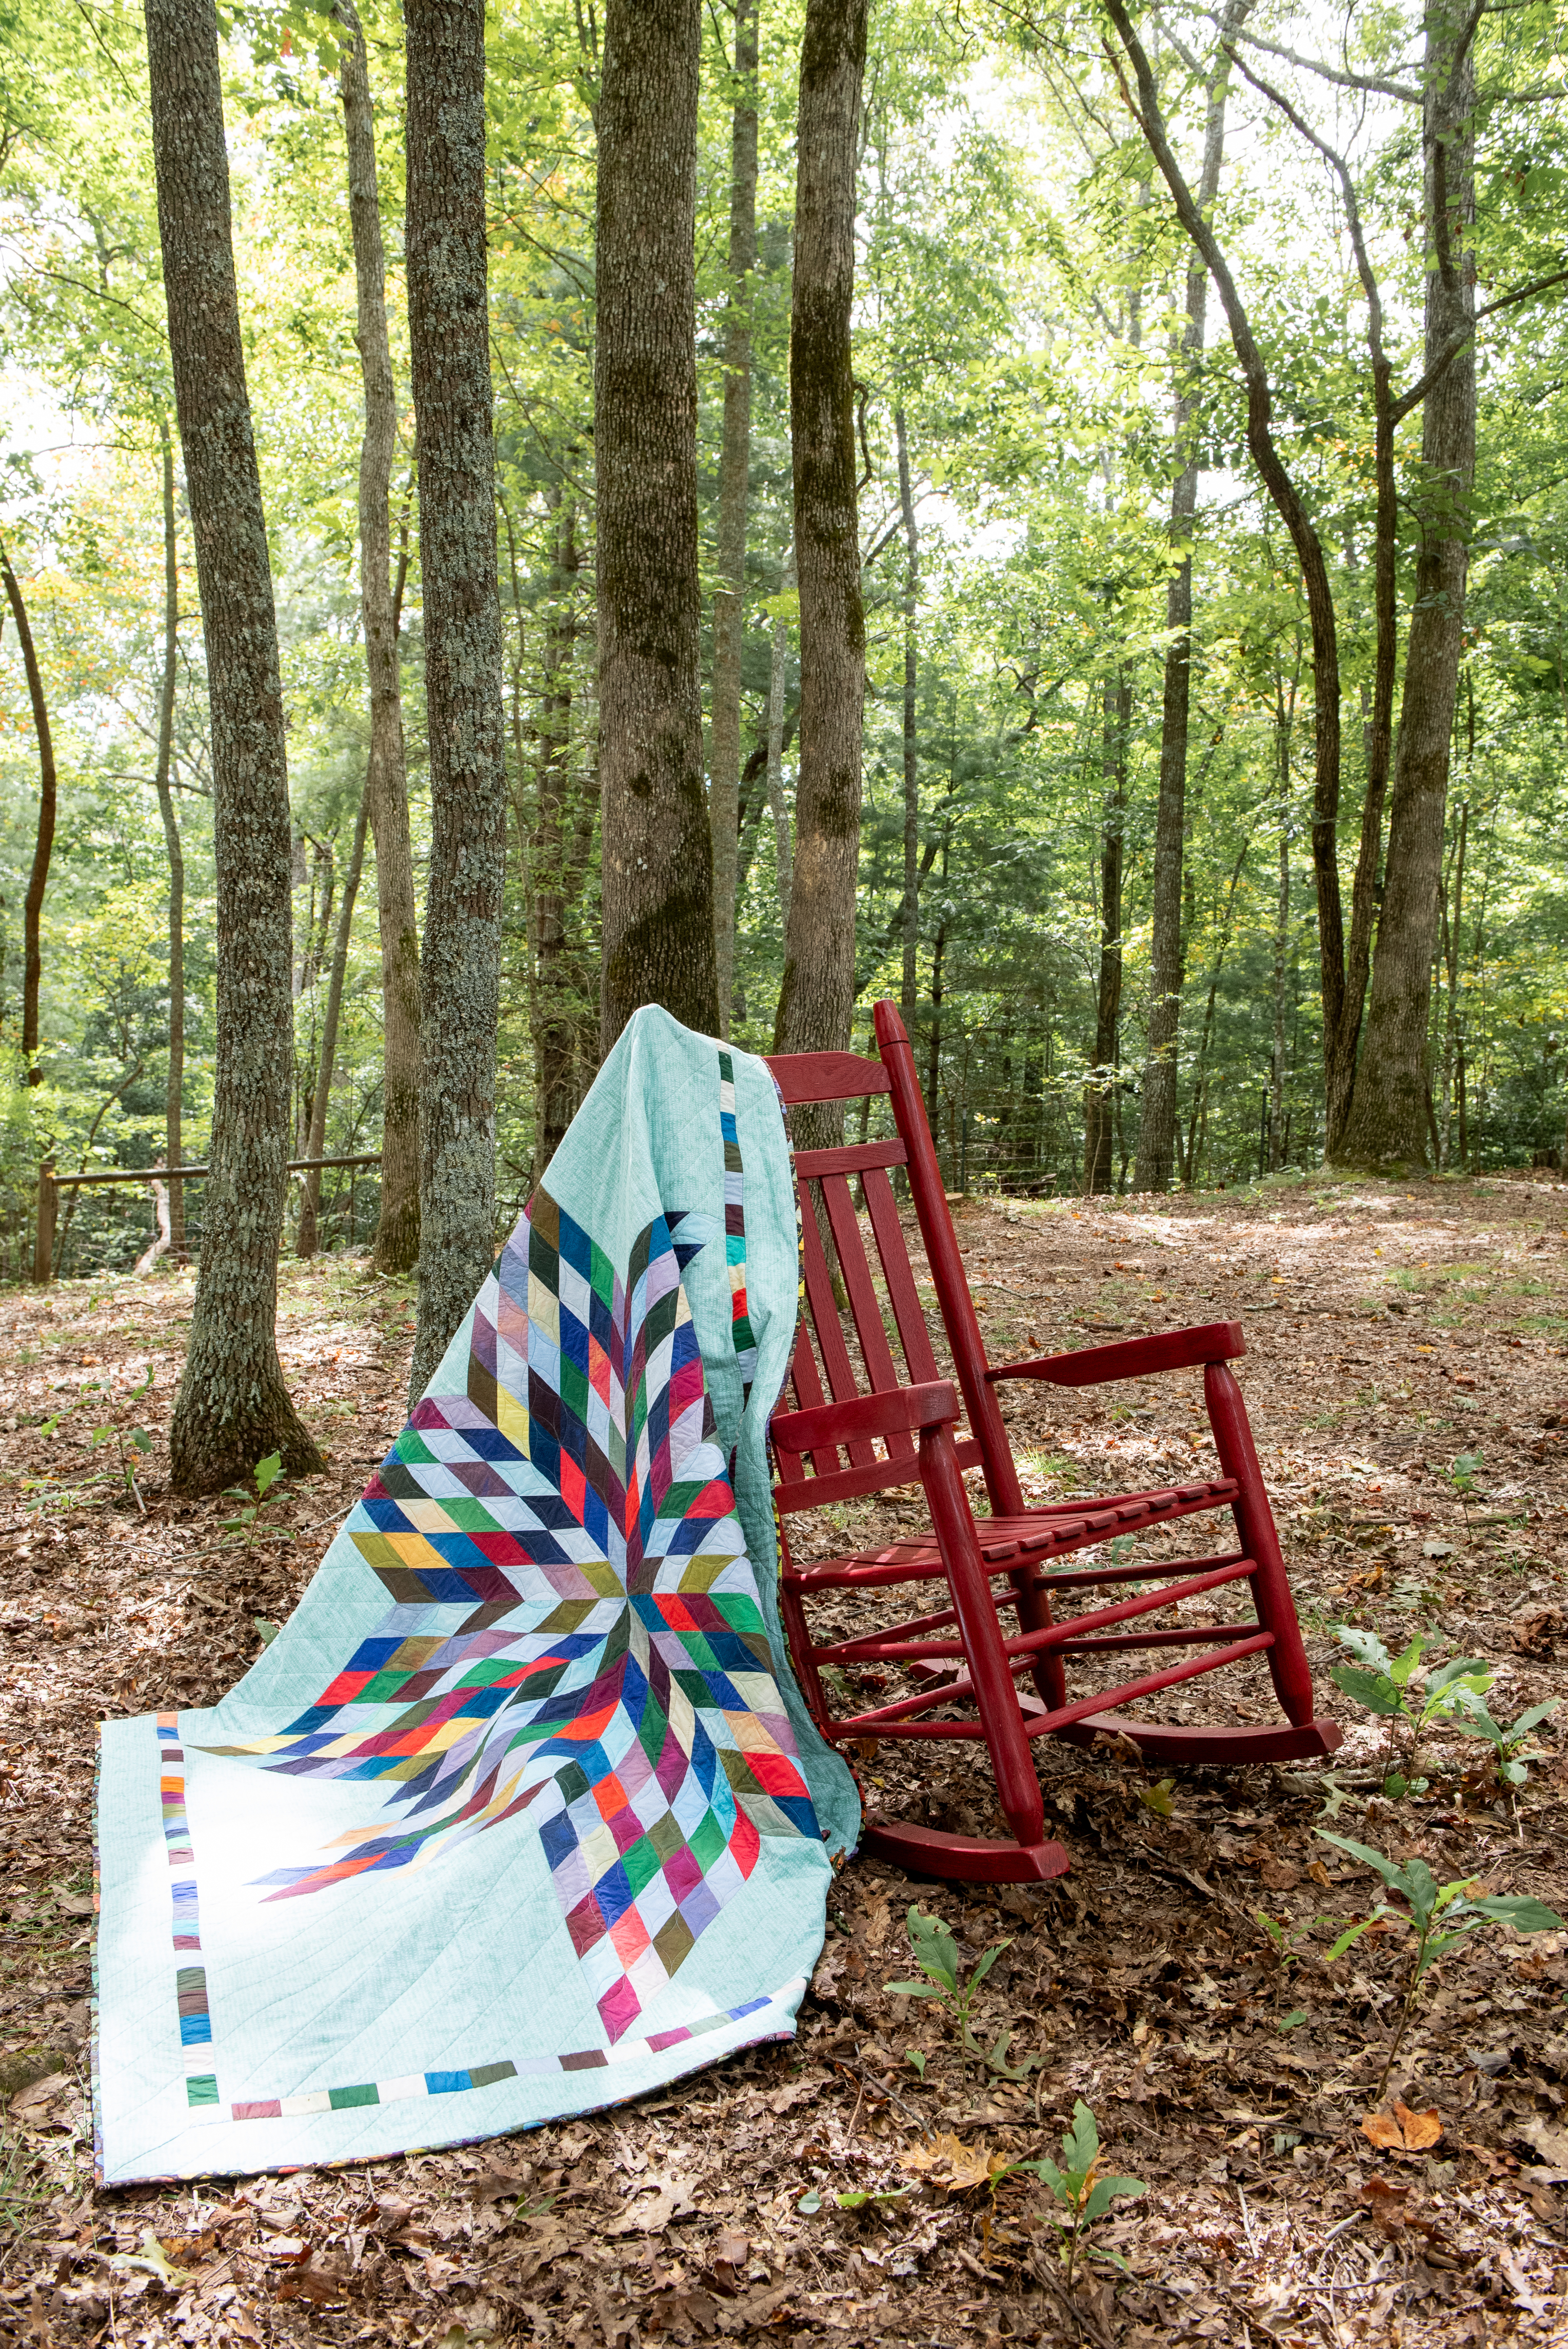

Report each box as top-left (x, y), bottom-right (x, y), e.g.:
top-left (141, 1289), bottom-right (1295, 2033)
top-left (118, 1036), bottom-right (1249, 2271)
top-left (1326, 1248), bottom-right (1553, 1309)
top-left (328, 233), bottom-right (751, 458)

top-left (221, 1983), bottom-right (799, 2125)
top-left (163, 1706), bottom-right (801, 2133)
top-left (718, 1052), bottom-right (758, 1400)
top-left (157, 1713), bottom-right (221, 2114)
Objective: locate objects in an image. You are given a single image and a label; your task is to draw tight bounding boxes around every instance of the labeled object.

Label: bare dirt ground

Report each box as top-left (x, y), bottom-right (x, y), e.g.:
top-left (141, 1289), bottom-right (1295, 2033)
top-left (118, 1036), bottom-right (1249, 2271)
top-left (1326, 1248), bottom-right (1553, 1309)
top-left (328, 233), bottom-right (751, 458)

top-left (1, 1168), bottom-right (1565, 2347)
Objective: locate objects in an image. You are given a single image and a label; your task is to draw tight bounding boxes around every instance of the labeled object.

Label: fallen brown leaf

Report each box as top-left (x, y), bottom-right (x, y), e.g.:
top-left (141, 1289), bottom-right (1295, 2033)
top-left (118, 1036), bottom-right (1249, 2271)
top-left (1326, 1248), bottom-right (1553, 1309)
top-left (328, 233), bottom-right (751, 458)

top-left (606, 2173), bottom-right (701, 2235)
top-left (8, 2069), bottom-right (69, 2118)
top-left (1361, 2103), bottom-right (1441, 2151)
top-left (899, 2130), bottom-right (1010, 2193)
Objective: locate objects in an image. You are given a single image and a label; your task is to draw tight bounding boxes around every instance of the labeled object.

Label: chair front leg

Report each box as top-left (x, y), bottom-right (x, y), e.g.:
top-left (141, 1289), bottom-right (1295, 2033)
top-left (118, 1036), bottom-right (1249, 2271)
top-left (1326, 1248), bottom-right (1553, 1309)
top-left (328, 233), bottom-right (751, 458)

top-left (920, 1419), bottom-right (1046, 1849)
top-left (1204, 1361), bottom-right (1314, 1726)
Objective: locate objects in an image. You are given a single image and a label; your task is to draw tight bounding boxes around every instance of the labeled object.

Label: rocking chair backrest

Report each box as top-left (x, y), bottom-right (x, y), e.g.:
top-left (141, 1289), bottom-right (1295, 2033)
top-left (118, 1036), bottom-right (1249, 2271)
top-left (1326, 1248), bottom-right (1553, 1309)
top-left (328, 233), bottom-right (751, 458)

top-left (871, 1001), bottom-right (1026, 1517)
top-left (761, 1046), bottom-right (989, 1512)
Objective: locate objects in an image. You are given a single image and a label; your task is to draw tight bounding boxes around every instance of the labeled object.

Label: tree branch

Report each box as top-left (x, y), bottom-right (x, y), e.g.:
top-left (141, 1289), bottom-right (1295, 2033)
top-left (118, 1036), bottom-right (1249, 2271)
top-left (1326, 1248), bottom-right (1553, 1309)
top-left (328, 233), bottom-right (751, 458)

top-left (1195, 7), bottom-right (1421, 101)
top-left (1391, 265), bottom-right (1568, 422)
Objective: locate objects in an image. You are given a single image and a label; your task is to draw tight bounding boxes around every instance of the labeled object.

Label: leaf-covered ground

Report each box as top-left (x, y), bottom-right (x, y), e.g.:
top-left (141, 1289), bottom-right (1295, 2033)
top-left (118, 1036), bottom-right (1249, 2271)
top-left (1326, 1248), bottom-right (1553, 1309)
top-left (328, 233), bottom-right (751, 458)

top-left (1, 1170), bottom-right (1565, 2346)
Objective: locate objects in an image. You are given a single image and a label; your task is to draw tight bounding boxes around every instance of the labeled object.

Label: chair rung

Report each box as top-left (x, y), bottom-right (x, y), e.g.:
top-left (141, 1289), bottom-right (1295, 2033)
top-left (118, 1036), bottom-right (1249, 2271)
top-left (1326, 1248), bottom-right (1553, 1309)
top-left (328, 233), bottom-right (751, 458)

top-left (830, 1627), bottom-right (1276, 1742)
top-left (811, 1615), bottom-right (955, 1665)
top-left (1037, 1549), bottom-right (1245, 1592)
top-left (1054, 1623), bottom-right (1258, 1655)
top-left (1020, 1633), bottom-right (1275, 1739)
top-left (1006, 1556), bottom-right (1256, 1657)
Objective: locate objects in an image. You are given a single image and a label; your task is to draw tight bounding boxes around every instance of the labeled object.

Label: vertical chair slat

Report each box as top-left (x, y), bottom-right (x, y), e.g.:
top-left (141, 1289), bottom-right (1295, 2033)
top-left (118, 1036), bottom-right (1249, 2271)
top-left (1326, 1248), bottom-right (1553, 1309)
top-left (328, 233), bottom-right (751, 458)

top-left (787, 1321), bottom-right (833, 1477)
top-left (861, 1164), bottom-right (943, 1385)
top-left (818, 1172), bottom-right (915, 1459)
top-left (797, 1172), bottom-right (879, 1466)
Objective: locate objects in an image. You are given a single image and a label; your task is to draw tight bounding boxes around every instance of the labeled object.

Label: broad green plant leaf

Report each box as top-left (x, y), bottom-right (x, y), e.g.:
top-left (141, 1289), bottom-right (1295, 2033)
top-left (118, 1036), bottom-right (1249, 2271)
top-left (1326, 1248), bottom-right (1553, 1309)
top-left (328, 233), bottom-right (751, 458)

top-left (1328, 1664), bottom-right (1405, 1715)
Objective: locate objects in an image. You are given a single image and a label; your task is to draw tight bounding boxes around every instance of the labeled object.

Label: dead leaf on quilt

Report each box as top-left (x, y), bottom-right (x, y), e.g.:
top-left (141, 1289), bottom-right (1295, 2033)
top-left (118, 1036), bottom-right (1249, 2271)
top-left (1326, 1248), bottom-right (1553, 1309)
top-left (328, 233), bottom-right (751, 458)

top-left (1361, 2102), bottom-right (1442, 2152)
top-left (899, 2131), bottom-right (1009, 2193)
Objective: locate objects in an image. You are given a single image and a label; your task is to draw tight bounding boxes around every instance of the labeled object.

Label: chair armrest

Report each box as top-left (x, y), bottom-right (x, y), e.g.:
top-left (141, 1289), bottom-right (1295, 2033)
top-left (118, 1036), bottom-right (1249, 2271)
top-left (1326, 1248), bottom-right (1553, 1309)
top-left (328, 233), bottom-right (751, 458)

top-left (984, 1321), bottom-right (1246, 1390)
top-left (770, 1380), bottom-right (959, 1455)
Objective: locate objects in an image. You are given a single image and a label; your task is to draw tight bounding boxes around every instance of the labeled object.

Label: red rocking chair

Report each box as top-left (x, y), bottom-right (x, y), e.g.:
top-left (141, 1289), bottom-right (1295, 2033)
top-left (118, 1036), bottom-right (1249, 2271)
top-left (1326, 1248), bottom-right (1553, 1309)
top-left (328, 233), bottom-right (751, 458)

top-left (763, 1001), bottom-right (1340, 1887)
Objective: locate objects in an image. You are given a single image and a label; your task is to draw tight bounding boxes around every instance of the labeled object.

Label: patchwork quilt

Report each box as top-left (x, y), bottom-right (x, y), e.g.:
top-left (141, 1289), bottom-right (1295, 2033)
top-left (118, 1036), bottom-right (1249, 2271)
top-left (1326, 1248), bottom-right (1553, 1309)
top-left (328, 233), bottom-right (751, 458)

top-left (94, 1008), bottom-right (858, 2182)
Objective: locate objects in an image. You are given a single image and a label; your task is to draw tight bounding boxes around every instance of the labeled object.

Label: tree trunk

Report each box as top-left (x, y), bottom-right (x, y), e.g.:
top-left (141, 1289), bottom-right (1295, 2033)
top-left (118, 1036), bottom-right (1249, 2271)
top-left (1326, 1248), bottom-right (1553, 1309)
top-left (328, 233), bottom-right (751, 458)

top-left (1105, 2), bottom-right (1347, 1152)
top-left (147, 0), bottom-right (321, 1489)
top-left (1135, 15), bottom-right (1238, 1191)
top-left (598, 0), bottom-right (718, 1049)
top-left (406, 0), bottom-right (508, 1395)
top-left (1268, 656), bottom-right (1297, 1170)
top-left (1181, 834), bottom-right (1249, 1185)
top-left (335, 0), bottom-right (422, 1275)
top-left (1084, 673), bottom-right (1128, 1196)
top-left (1336, 1), bottom-right (1477, 1172)
top-left (772, 0), bottom-right (867, 1121)
top-left (764, 544), bottom-right (794, 921)
top-left (895, 404), bottom-right (919, 1018)
top-left (1442, 790), bottom-right (1467, 1164)
top-left (708, 0), bottom-right (759, 1037)
top-left (1, 546), bottom-right (56, 1087)
top-left (531, 494), bottom-right (588, 1188)
top-left (296, 783), bottom-right (370, 1256)
top-left (153, 416), bottom-right (186, 1258)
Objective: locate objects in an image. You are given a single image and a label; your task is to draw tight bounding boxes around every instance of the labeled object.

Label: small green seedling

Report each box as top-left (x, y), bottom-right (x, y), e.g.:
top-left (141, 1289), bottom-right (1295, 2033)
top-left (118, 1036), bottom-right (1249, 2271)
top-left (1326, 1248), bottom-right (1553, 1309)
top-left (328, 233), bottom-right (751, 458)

top-left (797, 2184), bottom-right (908, 2214)
top-left (1138, 1775), bottom-right (1177, 1818)
top-left (1318, 1828), bottom-right (1566, 2097)
top-left (1328, 1625), bottom-right (1493, 1792)
top-left (1255, 1909), bottom-right (1326, 2027)
top-left (1451, 1693), bottom-right (1559, 1791)
top-left (1011, 2100), bottom-right (1145, 2288)
top-left (221, 1452), bottom-right (289, 1559)
top-left (886, 1908), bottom-right (1033, 2077)
top-left (1448, 1450), bottom-right (1484, 1532)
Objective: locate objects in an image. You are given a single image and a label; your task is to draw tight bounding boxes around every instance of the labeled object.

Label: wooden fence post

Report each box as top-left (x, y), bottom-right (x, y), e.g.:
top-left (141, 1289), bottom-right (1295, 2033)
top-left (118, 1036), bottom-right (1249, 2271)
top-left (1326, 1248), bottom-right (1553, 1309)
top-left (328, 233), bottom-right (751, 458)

top-left (33, 1161), bottom-right (55, 1285)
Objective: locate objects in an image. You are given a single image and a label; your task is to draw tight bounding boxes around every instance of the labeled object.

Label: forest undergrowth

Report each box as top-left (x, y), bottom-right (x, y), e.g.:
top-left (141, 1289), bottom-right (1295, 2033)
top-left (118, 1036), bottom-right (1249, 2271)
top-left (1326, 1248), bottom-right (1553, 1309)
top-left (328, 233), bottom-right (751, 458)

top-left (1, 1170), bottom-right (1565, 2346)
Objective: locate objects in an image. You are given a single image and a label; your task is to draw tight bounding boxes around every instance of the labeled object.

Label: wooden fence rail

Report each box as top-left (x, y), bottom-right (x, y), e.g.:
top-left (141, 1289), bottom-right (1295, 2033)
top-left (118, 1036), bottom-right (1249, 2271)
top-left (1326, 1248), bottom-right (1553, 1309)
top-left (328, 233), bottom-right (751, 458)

top-left (33, 1155), bottom-right (383, 1285)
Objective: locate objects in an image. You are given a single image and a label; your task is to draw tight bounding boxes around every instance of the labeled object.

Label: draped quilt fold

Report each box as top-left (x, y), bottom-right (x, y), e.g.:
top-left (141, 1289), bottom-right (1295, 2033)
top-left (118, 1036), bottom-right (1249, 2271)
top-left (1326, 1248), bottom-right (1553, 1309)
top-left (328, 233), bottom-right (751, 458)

top-left (94, 1010), bottom-right (857, 2183)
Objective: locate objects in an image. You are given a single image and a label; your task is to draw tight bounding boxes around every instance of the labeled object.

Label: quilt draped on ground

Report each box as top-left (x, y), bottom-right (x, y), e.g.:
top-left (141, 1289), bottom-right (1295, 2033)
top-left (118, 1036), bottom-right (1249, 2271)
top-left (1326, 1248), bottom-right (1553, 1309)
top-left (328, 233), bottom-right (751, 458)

top-left (94, 1009), bottom-right (858, 2184)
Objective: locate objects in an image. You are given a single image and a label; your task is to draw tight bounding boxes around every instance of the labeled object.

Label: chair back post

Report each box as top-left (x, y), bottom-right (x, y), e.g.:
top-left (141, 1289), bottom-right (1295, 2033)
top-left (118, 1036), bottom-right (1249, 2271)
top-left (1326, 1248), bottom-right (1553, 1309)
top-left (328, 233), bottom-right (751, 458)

top-left (872, 1001), bottom-right (1026, 1516)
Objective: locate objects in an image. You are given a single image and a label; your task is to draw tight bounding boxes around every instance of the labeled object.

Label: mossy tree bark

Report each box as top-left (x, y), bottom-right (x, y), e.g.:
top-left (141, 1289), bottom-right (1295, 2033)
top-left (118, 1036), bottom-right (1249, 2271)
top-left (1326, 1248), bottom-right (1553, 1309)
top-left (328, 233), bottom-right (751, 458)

top-left (335, 0), bottom-right (422, 1274)
top-left (146, 0), bottom-right (322, 1490)
top-left (708, 0), bottom-right (759, 1037)
top-left (597, 0), bottom-right (719, 1050)
top-left (772, 0), bottom-right (867, 1136)
top-left (406, 0), bottom-right (507, 1397)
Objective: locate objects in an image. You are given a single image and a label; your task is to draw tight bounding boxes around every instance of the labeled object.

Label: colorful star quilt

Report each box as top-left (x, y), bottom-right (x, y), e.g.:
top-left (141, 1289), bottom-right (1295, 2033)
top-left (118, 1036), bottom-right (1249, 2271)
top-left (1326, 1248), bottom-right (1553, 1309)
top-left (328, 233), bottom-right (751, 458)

top-left (94, 1010), bottom-right (858, 2183)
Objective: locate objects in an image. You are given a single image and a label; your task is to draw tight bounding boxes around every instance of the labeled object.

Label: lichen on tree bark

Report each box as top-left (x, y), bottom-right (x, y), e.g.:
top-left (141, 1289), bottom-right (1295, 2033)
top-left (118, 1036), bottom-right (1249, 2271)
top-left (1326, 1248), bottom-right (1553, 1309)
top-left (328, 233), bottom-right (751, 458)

top-left (405, 0), bottom-right (507, 1397)
top-left (597, 0), bottom-right (719, 1051)
top-left (772, 0), bottom-right (867, 1132)
top-left (335, 0), bottom-right (422, 1276)
top-left (146, 0), bottom-right (321, 1492)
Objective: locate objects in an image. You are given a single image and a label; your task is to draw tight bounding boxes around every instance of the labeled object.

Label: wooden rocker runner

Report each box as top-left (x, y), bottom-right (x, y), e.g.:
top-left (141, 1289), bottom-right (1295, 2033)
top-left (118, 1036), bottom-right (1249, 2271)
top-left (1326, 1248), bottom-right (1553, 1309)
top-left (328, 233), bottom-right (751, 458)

top-left (763, 1001), bottom-right (1341, 1887)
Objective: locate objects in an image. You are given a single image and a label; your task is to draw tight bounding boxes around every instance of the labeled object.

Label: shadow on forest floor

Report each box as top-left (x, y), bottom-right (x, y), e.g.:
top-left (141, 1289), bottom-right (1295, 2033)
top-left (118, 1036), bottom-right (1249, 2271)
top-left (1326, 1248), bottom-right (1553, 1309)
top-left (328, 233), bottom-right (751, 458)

top-left (0, 1170), bottom-right (1564, 2344)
